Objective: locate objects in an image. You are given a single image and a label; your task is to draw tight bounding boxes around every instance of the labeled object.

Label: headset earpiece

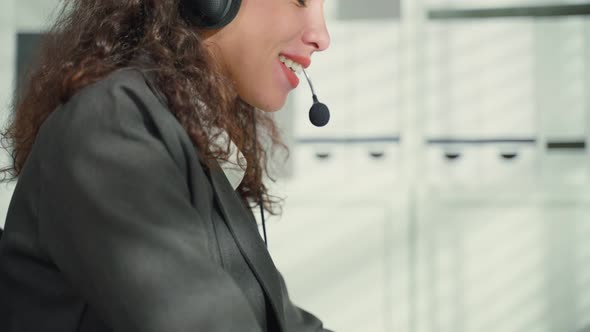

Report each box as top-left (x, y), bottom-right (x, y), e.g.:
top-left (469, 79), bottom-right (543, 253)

top-left (180, 0), bottom-right (241, 29)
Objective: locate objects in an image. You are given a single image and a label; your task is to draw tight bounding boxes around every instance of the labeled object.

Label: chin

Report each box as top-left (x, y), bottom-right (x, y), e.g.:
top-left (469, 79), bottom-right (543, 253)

top-left (246, 95), bottom-right (287, 112)
top-left (259, 105), bottom-right (283, 113)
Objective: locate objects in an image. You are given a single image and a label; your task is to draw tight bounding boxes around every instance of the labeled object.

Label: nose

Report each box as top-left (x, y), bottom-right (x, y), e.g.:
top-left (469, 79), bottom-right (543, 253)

top-left (302, 9), bottom-right (331, 52)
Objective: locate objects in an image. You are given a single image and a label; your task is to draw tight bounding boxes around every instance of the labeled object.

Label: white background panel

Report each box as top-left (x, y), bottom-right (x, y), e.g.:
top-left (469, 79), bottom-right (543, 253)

top-left (424, 20), bottom-right (536, 138)
top-left (415, 191), bottom-right (590, 332)
top-left (535, 17), bottom-right (588, 139)
top-left (266, 196), bottom-right (410, 332)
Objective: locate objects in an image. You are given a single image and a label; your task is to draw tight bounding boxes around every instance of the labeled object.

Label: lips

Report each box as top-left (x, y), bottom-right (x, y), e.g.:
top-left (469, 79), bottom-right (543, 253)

top-left (279, 53), bottom-right (311, 69)
top-left (276, 53), bottom-right (311, 89)
top-left (279, 59), bottom-right (299, 88)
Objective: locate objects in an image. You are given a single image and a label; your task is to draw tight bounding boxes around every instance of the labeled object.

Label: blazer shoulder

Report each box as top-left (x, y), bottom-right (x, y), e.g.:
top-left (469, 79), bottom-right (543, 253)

top-left (59, 68), bottom-right (170, 126)
top-left (39, 68), bottom-right (199, 174)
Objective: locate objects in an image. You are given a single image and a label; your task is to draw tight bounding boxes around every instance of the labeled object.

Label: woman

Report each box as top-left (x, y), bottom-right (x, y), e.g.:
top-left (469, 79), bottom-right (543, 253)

top-left (0, 0), bottom-right (331, 331)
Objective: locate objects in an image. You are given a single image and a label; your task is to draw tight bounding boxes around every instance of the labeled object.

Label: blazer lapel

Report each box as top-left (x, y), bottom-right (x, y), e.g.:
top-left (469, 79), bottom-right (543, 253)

top-left (207, 166), bottom-right (286, 332)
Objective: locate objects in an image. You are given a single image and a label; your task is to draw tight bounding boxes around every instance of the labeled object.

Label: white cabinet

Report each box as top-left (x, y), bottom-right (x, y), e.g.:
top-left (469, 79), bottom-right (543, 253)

top-left (265, 194), bottom-right (410, 332)
top-left (285, 143), bottom-right (402, 201)
top-left (535, 18), bottom-right (588, 140)
top-left (424, 20), bottom-right (537, 139)
top-left (535, 18), bottom-right (590, 186)
top-left (424, 143), bottom-right (538, 187)
top-left (414, 188), bottom-right (590, 332)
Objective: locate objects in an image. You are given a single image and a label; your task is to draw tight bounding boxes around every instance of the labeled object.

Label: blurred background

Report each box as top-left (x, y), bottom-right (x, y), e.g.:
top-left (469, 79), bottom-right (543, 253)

top-left (0, 0), bottom-right (589, 331)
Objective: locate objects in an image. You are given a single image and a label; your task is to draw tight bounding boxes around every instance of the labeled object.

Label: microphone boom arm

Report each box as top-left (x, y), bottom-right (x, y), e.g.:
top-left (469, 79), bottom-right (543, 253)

top-left (302, 69), bottom-right (317, 98)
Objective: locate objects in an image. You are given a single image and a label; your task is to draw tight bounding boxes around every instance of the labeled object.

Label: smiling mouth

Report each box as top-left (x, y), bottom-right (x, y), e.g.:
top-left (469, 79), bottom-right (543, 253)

top-left (279, 55), bottom-right (303, 74)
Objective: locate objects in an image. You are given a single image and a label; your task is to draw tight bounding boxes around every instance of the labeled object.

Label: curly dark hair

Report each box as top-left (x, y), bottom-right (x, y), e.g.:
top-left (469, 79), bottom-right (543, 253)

top-left (1, 0), bottom-right (287, 214)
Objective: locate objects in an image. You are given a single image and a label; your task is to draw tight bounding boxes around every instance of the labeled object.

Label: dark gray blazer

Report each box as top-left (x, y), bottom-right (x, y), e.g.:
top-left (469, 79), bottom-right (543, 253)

top-left (0, 68), bottom-right (330, 332)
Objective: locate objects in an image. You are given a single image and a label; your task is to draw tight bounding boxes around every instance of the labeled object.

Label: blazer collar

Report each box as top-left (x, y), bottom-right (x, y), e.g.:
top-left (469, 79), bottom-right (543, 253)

top-left (211, 129), bottom-right (247, 191)
top-left (207, 165), bottom-right (286, 332)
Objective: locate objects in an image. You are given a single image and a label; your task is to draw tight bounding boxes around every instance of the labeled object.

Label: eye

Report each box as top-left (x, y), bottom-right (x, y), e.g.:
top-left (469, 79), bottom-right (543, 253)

top-left (296, 0), bottom-right (308, 7)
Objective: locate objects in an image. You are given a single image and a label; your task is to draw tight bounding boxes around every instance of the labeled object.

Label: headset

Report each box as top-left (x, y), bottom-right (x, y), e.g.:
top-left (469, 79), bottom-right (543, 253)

top-left (180, 0), bottom-right (330, 247)
top-left (179, 0), bottom-right (242, 29)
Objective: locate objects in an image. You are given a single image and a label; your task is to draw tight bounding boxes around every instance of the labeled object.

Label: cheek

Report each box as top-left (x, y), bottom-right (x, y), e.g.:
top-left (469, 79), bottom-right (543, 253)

top-left (237, 61), bottom-right (288, 111)
top-left (220, 23), bottom-right (292, 110)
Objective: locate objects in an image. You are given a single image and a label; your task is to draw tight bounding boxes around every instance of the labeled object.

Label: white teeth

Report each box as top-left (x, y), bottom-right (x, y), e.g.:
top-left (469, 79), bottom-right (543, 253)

top-left (279, 55), bottom-right (303, 74)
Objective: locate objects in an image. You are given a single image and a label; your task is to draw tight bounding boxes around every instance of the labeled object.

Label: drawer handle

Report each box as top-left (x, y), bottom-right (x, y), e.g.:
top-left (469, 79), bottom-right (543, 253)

top-left (369, 151), bottom-right (385, 159)
top-left (546, 140), bottom-right (586, 150)
top-left (500, 152), bottom-right (518, 160)
top-left (315, 152), bottom-right (331, 160)
top-left (444, 152), bottom-right (461, 160)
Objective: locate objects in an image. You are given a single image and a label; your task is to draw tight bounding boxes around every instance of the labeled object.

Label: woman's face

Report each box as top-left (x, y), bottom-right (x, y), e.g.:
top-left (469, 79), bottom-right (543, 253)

top-left (203, 0), bottom-right (330, 112)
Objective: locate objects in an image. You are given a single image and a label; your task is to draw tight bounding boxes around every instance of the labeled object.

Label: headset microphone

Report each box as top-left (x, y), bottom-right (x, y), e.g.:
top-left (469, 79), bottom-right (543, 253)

top-left (302, 69), bottom-right (330, 127)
